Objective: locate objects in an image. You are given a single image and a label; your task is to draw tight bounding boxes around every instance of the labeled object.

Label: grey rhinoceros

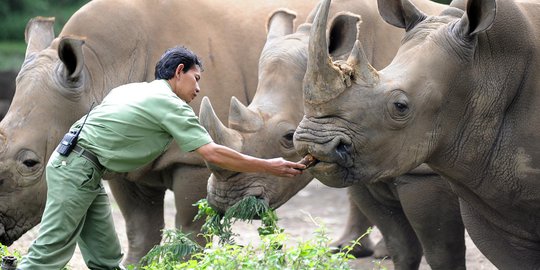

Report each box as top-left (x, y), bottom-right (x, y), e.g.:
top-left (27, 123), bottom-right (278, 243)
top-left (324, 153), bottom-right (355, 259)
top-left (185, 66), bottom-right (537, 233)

top-left (0, 70), bottom-right (16, 120)
top-left (0, 0), bottom-right (317, 265)
top-left (199, 0), bottom-right (467, 268)
top-left (294, 0), bottom-right (540, 268)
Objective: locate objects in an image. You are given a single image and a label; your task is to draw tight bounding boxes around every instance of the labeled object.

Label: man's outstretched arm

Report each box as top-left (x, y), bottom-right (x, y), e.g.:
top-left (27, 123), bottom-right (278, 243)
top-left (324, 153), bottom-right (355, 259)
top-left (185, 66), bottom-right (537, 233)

top-left (195, 142), bottom-right (306, 178)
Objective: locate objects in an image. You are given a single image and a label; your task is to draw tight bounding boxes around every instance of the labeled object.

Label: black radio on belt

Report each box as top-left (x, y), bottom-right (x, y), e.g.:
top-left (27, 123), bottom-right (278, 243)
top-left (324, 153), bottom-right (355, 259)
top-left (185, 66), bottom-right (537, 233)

top-left (56, 102), bottom-right (95, 156)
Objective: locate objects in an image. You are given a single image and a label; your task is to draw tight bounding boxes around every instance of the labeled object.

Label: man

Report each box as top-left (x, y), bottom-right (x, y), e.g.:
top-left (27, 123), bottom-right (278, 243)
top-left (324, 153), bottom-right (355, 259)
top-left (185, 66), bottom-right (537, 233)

top-left (18, 46), bottom-right (306, 270)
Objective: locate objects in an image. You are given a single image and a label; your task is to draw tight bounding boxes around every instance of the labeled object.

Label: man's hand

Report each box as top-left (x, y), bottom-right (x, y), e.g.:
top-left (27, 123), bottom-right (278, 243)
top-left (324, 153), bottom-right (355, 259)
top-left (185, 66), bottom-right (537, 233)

top-left (265, 157), bottom-right (306, 178)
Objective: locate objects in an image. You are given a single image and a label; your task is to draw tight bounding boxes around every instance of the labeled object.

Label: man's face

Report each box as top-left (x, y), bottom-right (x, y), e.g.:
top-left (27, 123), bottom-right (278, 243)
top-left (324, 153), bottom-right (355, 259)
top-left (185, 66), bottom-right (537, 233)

top-left (174, 65), bottom-right (201, 103)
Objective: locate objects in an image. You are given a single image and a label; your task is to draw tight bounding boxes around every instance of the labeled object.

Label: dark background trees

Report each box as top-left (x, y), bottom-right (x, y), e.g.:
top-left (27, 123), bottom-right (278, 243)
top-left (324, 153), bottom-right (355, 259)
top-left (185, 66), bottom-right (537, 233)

top-left (0, 0), bottom-right (89, 41)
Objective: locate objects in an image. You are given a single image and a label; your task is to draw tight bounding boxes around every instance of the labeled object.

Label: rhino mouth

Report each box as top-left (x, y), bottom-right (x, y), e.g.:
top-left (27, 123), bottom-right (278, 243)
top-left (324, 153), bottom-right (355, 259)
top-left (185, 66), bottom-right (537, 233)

top-left (207, 194), bottom-right (268, 219)
top-left (207, 175), bottom-right (269, 215)
top-left (0, 222), bottom-right (15, 246)
top-left (0, 212), bottom-right (35, 246)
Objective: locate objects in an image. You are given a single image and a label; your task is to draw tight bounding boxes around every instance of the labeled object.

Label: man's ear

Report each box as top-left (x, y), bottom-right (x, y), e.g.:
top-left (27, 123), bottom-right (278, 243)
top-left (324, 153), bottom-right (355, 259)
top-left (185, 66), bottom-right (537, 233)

top-left (176, 64), bottom-right (185, 77)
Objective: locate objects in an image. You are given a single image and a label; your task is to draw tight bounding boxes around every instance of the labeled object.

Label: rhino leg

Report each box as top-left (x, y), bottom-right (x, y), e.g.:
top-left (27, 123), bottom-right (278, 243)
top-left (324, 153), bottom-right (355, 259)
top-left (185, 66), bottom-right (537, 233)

top-left (349, 182), bottom-right (423, 270)
top-left (397, 174), bottom-right (466, 270)
top-left (171, 165), bottom-right (210, 246)
top-left (108, 177), bottom-right (165, 266)
top-left (330, 188), bottom-right (377, 258)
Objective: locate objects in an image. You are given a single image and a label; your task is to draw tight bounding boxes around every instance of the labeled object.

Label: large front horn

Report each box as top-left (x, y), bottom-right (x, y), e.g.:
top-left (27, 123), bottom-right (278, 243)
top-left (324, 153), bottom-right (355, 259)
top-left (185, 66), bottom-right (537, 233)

top-left (304, 0), bottom-right (347, 105)
top-left (199, 97), bottom-right (243, 178)
top-left (199, 97), bottom-right (242, 151)
top-left (228, 97), bottom-right (263, 132)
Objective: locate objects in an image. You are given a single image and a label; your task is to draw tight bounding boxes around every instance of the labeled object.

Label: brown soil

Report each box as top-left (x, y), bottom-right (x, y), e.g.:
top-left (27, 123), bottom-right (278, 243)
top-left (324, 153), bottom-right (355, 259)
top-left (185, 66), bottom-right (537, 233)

top-left (10, 180), bottom-right (497, 270)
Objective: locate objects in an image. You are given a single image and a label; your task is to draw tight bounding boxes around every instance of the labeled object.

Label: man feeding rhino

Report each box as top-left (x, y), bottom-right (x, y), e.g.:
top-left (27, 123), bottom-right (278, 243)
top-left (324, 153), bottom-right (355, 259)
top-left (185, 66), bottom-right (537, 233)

top-left (18, 46), bottom-right (306, 270)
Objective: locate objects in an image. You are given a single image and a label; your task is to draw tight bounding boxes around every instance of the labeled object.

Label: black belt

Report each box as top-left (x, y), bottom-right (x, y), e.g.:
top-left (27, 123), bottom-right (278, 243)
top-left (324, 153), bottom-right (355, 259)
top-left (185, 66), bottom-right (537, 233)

top-left (72, 144), bottom-right (103, 171)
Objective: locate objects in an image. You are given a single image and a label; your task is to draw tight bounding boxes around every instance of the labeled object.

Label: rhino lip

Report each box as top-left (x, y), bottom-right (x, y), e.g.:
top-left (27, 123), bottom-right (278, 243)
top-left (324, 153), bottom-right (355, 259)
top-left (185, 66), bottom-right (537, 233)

top-left (0, 222), bottom-right (14, 246)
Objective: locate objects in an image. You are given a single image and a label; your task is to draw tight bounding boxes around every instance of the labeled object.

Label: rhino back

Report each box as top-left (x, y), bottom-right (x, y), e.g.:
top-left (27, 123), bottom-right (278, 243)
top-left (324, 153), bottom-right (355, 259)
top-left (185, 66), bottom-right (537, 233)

top-left (58, 0), bottom-right (317, 120)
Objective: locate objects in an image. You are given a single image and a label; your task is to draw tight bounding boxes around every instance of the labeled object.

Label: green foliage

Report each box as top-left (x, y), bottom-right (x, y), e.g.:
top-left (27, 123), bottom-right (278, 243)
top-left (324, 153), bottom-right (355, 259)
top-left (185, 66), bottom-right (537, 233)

top-left (0, 41), bottom-right (25, 71)
top-left (0, 0), bottom-right (88, 70)
top-left (0, 243), bottom-right (22, 261)
top-left (140, 197), bottom-right (369, 269)
top-left (194, 197), bottom-right (281, 245)
top-left (140, 223), bottom-right (359, 270)
top-left (0, 0), bottom-right (89, 41)
top-left (139, 230), bottom-right (203, 267)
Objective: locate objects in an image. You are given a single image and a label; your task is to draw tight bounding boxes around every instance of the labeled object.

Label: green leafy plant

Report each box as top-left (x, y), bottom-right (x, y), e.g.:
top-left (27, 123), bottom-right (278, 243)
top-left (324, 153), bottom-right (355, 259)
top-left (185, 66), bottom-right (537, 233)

top-left (194, 196), bottom-right (281, 244)
top-left (139, 229), bottom-right (202, 267)
top-left (140, 197), bottom-right (366, 269)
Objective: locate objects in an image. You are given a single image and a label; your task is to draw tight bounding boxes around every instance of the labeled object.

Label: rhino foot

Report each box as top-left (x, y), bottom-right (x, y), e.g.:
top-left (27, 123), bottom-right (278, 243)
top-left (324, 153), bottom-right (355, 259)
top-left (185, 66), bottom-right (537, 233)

top-left (372, 239), bottom-right (390, 259)
top-left (329, 236), bottom-right (374, 258)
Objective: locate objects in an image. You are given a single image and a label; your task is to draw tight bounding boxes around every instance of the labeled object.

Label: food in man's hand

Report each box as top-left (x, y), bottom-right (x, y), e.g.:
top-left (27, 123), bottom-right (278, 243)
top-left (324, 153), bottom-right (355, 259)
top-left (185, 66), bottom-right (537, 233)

top-left (298, 154), bottom-right (319, 170)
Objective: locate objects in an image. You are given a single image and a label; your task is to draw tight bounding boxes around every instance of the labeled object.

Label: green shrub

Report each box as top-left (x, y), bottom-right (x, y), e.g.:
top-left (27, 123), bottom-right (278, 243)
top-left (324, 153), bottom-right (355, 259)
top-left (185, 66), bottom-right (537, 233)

top-left (138, 197), bottom-right (370, 270)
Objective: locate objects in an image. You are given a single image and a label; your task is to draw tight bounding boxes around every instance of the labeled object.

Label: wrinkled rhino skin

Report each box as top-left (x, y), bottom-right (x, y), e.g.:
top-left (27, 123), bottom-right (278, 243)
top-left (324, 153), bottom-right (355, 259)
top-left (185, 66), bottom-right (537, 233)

top-left (295, 0), bottom-right (540, 268)
top-left (200, 0), bottom-right (467, 268)
top-left (0, 0), bottom-right (316, 265)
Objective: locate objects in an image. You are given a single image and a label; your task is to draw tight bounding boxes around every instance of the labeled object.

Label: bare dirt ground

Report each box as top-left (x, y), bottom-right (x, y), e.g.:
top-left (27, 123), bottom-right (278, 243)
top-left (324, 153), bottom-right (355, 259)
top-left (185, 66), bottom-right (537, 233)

top-left (10, 180), bottom-right (497, 270)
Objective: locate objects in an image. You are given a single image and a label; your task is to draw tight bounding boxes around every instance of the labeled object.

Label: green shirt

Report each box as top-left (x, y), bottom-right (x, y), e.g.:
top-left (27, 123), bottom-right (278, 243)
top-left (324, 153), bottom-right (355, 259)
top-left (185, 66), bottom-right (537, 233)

top-left (72, 79), bottom-right (212, 172)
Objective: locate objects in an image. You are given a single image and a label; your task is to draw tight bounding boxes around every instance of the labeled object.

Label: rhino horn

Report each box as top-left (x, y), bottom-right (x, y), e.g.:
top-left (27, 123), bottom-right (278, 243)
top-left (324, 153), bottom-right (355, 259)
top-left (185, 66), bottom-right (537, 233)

top-left (346, 40), bottom-right (379, 86)
top-left (228, 97), bottom-right (263, 132)
top-left (58, 36), bottom-right (86, 82)
top-left (304, 0), bottom-right (347, 104)
top-left (199, 97), bottom-right (243, 178)
top-left (266, 9), bottom-right (297, 40)
top-left (24, 16), bottom-right (55, 58)
top-left (199, 97), bottom-right (242, 150)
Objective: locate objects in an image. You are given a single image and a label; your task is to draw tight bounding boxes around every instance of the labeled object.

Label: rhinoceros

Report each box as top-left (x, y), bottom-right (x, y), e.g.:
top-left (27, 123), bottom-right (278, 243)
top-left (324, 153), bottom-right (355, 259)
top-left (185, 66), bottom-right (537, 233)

top-left (199, 0), bottom-right (468, 268)
top-left (294, 0), bottom-right (540, 268)
top-left (0, 70), bottom-right (16, 120)
top-left (0, 0), bottom-right (318, 265)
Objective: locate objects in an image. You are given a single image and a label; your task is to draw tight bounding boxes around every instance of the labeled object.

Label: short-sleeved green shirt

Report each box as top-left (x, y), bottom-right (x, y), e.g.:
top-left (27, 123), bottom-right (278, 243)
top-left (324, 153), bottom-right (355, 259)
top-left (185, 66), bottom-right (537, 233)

top-left (71, 80), bottom-right (213, 172)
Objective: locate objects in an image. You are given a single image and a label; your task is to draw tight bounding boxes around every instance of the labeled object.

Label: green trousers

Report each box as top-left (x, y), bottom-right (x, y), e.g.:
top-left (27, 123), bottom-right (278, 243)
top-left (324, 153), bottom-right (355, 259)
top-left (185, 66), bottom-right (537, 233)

top-left (19, 151), bottom-right (123, 270)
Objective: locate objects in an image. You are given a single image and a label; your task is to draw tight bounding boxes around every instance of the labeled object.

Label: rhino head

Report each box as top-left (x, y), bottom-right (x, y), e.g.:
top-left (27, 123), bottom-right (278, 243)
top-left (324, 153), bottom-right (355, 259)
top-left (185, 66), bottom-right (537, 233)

top-left (0, 17), bottom-right (98, 245)
top-left (294, 0), bottom-right (496, 187)
top-left (200, 8), bottom-right (362, 214)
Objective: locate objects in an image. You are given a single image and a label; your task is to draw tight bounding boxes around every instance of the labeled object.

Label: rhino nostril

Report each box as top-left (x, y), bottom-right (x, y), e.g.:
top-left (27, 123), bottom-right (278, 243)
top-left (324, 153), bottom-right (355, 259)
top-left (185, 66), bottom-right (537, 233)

top-left (336, 143), bottom-right (350, 160)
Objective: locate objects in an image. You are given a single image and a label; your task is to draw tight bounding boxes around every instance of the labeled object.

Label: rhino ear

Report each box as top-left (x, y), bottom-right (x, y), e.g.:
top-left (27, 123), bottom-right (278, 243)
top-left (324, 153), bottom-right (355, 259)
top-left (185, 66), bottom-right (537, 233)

top-left (24, 16), bottom-right (55, 58)
top-left (266, 9), bottom-right (297, 40)
top-left (377, 0), bottom-right (427, 31)
top-left (456, 0), bottom-right (496, 36)
top-left (328, 12), bottom-right (362, 60)
top-left (58, 36), bottom-right (85, 83)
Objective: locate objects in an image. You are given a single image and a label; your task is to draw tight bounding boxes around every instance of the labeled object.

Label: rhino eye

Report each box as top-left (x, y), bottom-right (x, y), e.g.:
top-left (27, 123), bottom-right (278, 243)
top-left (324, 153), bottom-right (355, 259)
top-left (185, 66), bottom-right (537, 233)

top-left (385, 90), bottom-right (411, 128)
top-left (23, 159), bottom-right (39, 168)
top-left (16, 150), bottom-right (42, 176)
top-left (281, 132), bottom-right (295, 149)
top-left (394, 101), bottom-right (409, 113)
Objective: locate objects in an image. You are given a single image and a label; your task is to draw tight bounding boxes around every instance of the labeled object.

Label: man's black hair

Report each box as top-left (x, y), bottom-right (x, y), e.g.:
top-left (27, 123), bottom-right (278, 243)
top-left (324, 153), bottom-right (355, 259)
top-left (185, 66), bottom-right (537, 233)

top-left (154, 46), bottom-right (203, 80)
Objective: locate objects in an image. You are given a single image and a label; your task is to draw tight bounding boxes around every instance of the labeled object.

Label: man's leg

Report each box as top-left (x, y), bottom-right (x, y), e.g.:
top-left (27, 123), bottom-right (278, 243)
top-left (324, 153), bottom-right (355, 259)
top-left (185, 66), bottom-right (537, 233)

top-left (18, 153), bottom-right (99, 270)
top-left (78, 183), bottom-right (123, 269)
